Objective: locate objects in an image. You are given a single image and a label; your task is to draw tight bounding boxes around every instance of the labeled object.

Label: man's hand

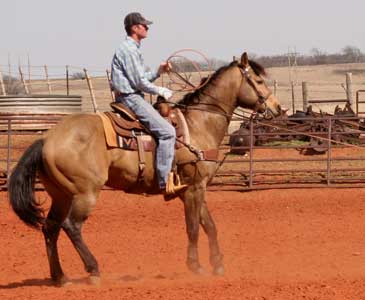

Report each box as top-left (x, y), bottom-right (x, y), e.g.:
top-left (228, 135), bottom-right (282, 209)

top-left (158, 61), bottom-right (172, 75)
top-left (157, 87), bottom-right (173, 100)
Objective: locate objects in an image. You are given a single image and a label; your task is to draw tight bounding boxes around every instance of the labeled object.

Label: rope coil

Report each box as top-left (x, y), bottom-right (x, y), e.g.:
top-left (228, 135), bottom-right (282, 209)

top-left (166, 49), bottom-right (213, 92)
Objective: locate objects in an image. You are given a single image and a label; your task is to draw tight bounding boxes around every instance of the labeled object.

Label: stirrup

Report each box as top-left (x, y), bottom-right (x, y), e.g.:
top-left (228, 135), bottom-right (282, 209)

top-left (165, 172), bottom-right (188, 195)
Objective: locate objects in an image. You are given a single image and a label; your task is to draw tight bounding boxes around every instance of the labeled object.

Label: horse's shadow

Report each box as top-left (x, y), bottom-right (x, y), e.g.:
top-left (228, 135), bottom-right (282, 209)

top-left (0, 274), bottom-right (144, 289)
top-left (0, 278), bottom-right (53, 289)
top-left (0, 277), bottom-right (92, 289)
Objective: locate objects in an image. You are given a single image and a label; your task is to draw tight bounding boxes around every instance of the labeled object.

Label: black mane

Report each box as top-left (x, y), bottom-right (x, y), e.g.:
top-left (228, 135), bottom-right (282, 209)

top-left (178, 60), bottom-right (266, 106)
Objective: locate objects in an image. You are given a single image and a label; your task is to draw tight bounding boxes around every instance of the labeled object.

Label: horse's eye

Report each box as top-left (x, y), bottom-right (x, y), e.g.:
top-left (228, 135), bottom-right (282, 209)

top-left (256, 78), bottom-right (264, 84)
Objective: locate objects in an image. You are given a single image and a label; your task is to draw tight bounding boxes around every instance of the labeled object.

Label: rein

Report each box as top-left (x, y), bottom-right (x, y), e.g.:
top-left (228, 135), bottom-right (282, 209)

top-left (169, 63), bottom-right (273, 164)
top-left (174, 101), bottom-right (232, 123)
top-left (171, 63), bottom-right (272, 122)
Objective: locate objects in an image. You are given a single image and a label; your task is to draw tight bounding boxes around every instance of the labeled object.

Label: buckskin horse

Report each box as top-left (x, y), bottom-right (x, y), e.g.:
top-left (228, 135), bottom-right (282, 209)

top-left (8, 52), bottom-right (282, 286)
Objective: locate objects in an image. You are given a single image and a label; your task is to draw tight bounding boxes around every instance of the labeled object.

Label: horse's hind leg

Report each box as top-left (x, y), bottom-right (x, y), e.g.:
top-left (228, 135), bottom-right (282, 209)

top-left (61, 192), bottom-right (100, 285)
top-left (200, 200), bottom-right (224, 275)
top-left (42, 196), bottom-right (72, 286)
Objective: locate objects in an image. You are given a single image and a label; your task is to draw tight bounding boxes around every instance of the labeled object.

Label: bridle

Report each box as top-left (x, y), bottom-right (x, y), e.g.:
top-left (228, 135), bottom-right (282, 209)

top-left (170, 62), bottom-right (276, 121)
top-left (173, 63), bottom-right (277, 164)
top-left (237, 64), bottom-right (275, 120)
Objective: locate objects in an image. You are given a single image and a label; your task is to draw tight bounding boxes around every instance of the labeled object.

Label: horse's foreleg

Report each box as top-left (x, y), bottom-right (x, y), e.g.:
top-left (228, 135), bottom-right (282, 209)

top-left (183, 186), bottom-right (204, 274)
top-left (200, 201), bottom-right (224, 275)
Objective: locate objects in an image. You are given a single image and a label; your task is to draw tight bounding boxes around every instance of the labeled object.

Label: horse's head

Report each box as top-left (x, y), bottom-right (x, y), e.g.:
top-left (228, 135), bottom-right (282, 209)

top-left (236, 52), bottom-right (282, 118)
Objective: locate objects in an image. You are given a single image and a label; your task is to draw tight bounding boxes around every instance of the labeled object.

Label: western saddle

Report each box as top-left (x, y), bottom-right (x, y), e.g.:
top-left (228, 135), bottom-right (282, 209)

top-left (103, 98), bottom-right (190, 194)
top-left (99, 98), bottom-right (219, 195)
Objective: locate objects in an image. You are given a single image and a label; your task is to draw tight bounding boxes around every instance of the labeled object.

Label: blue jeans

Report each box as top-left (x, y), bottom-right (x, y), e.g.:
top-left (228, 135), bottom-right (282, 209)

top-left (116, 94), bottom-right (176, 189)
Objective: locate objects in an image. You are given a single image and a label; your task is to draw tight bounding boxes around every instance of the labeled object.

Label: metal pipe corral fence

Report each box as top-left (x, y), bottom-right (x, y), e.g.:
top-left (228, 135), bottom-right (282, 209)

top-left (2, 114), bottom-right (365, 191)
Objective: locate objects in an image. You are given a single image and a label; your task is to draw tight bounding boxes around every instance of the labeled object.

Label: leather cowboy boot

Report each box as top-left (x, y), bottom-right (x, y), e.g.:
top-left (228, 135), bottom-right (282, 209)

top-left (163, 172), bottom-right (188, 201)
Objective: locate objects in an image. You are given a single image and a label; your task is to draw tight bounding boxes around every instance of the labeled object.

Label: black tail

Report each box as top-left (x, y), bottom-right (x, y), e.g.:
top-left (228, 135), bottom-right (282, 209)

top-left (8, 139), bottom-right (45, 229)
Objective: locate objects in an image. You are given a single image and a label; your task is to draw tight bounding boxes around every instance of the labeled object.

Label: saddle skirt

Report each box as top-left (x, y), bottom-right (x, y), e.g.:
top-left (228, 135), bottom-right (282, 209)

top-left (98, 102), bottom-right (191, 152)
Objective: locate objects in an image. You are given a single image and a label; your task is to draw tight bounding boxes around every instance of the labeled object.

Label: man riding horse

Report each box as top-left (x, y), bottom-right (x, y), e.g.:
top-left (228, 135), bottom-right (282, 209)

top-left (8, 13), bottom-right (283, 283)
top-left (111, 12), bottom-right (187, 196)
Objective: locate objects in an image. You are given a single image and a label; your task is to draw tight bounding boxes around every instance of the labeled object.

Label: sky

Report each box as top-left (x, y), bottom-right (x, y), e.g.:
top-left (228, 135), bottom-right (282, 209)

top-left (1, 0), bottom-right (365, 74)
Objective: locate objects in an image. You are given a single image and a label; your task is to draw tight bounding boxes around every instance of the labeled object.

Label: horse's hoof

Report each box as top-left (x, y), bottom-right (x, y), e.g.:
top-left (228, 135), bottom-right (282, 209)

top-left (193, 266), bottom-right (206, 275)
top-left (89, 275), bottom-right (101, 286)
top-left (188, 264), bottom-right (206, 275)
top-left (213, 265), bottom-right (225, 276)
top-left (54, 276), bottom-right (71, 287)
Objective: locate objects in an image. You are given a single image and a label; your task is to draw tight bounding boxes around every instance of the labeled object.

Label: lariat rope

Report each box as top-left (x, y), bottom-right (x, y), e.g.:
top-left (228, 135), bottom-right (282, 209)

top-left (166, 49), bottom-right (213, 92)
top-left (164, 50), bottom-right (364, 151)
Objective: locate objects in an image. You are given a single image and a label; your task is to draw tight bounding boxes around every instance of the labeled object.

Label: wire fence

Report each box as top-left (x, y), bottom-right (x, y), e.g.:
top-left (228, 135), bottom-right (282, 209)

top-left (1, 63), bottom-right (365, 115)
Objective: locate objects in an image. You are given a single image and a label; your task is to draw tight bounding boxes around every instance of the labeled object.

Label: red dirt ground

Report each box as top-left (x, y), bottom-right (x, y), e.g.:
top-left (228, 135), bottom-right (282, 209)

top-left (2, 188), bottom-right (365, 300)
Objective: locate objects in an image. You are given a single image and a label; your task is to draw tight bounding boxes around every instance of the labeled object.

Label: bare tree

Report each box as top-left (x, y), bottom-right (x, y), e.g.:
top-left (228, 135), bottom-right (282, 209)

top-left (3, 75), bottom-right (26, 95)
top-left (342, 45), bottom-right (362, 63)
top-left (310, 48), bottom-right (328, 64)
top-left (71, 72), bottom-right (86, 80)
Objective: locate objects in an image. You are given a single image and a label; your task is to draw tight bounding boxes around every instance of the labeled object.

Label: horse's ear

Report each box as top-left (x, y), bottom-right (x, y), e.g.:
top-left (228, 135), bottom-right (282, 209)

top-left (241, 52), bottom-right (249, 67)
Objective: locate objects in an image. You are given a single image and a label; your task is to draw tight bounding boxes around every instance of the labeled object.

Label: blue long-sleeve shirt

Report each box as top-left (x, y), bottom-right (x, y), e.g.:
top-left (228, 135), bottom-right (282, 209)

top-left (111, 36), bottom-right (160, 95)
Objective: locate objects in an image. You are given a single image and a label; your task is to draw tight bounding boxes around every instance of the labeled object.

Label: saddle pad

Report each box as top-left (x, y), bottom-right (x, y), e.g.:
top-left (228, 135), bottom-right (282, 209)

top-left (98, 112), bottom-right (118, 147)
top-left (98, 112), bottom-right (154, 150)
top-left (98, 111), bottom-right (218, 161)
top-left (98, 109), bottom-right (191, 152)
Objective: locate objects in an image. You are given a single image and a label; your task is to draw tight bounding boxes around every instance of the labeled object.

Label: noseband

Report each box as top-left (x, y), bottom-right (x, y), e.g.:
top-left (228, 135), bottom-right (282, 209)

top-left (238, 65), bottom-right (274, 119)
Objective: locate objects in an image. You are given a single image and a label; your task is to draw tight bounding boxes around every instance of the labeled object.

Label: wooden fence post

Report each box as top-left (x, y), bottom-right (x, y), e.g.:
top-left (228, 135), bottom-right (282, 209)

top-left (0, 67), bottom-right (6, 95)
top-left (84, 68), bottom-right (98, 113)
top-left (8, 53), bottom-right (11, 78)
top-left (18, 66), bottom-right (29, 94)
top-left (44, 65), bottom-right (52, 94)
top-left (27, 53), bottom-right (32, 91)
top-left (106, 69), bottom-right (115, 101)
top-left (291, 81), bottom-right (295, 113)
top-left (66, 65), bottom-right (70, 96)
top-left (346, 72), bottom-right (353, 107)
top-left (273, 80), bottom-right (278, 96)
top-left (302, 81), bottom-right (308, 112)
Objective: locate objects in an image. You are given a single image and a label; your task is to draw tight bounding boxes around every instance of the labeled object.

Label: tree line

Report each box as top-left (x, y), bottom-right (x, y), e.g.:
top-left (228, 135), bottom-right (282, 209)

top-left (172, 45), bottom-right (365, 71)
top-left (253, 45), bottom-right (365, 68)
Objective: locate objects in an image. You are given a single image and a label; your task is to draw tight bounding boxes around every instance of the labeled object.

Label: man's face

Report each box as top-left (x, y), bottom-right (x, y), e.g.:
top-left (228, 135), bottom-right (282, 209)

top-left (132, 23), bottom-right (149, 39)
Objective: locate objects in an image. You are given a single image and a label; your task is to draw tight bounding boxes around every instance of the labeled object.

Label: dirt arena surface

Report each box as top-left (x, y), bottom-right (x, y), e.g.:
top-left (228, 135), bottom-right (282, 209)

top-left (2, 189), bottom-right (365, 299)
